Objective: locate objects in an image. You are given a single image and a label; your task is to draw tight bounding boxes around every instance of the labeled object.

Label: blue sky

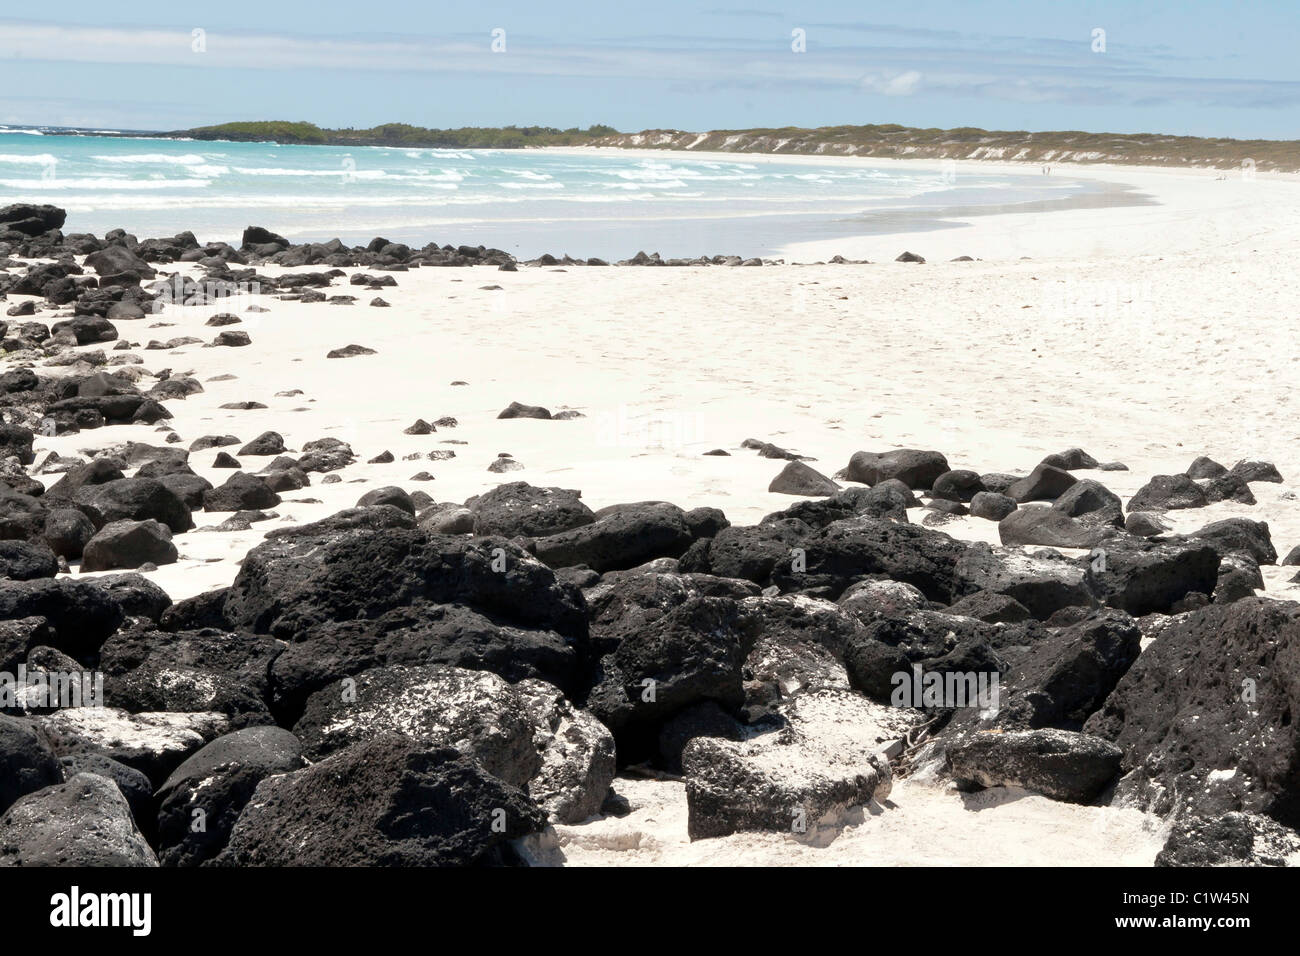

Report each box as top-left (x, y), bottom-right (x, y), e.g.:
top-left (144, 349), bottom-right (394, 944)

top-left (1, 0), bottom-right (1297, 138)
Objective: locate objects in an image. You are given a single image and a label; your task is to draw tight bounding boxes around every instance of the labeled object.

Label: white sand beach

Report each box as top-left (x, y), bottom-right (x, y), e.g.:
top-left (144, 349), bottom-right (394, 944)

top-left (19, 153), bottom-right (1300, 865)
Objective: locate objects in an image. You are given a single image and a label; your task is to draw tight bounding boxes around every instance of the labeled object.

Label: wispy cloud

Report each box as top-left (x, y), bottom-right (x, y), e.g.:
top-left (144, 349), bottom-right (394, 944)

top-left (3, 18), bottom-right (1299, 114)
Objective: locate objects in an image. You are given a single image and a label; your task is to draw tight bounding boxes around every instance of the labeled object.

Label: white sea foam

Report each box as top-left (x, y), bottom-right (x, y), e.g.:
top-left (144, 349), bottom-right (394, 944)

top-left (0, 177), bottom-right (211, 190)
top-left (92, 153), bottom-right (210, 165)
top-left (0, 153), bottom-right (58, 165)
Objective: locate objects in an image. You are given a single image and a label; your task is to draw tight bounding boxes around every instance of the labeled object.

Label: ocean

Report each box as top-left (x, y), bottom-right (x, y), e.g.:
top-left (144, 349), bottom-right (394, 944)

top-left (0, 127), bottom-right (1123, 258)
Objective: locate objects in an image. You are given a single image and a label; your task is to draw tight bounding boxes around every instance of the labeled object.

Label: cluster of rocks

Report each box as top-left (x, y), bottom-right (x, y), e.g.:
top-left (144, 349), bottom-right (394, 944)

top-left (3, 208), bottom-right (1299, 867)
top-left (1, 440), bottom-right (1297, 865)
top-left (523, 252), bottom-right (778, 268)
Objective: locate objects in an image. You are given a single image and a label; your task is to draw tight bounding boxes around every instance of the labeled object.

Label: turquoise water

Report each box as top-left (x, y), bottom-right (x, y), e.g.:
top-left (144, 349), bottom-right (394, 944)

top-left (0, 128), bottom-right (1103, 257)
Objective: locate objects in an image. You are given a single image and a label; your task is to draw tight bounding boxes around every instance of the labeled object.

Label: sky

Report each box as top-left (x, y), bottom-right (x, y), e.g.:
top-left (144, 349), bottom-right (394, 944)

top-left (1, 0), bottom-right (1297, 139)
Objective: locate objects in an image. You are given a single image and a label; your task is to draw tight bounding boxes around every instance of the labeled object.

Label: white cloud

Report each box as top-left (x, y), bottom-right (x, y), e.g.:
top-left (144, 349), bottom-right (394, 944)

top-left (886, 70), bottom-right (923, 95)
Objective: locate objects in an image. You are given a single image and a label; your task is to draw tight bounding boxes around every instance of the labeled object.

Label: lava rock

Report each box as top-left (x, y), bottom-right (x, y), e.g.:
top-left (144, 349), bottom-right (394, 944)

top-left (0, 714), bottom-right (63, 814)
top-left (81, 519), bottom-right (177, 571)
top-left (356, 485), bottom-right (416, 516)
top-left (768, 460), bottom-right (840, 496)
top-left (212, 736), bottom-right (546, 866)
top-left (497, 401), bottom-right (552, 420)
top-left (946, 729), bottom-right (1122, 803)
top-left (0, 540), bottom-right (58, 580)
top-left (845, 449), bottom-right (949, 489)
top-left (237, 431), bottom-right (285, 457)
top-left (1127, 474), bottom-right (1208, 512)
top-left (931, 470), bottom-right (985, 502)
top-left (0, 772), bottom-right (158, 866)
top-left (533, 505), bottom-right (694, 574)
top-left (969, 491), bottom-right (1017, 522)
top-left (155, 726), bottom-right (305, 867)
top-left (1084, 598), bottom-right (1300, 825)
top-left (202, 473), bottom-right (281, 513)
top-left (683, 689), bottom-right (893, 839)
top-left (468, 482), bottom-right (594, 538)
top-left (1005, 464), bottom-right (1077, 503)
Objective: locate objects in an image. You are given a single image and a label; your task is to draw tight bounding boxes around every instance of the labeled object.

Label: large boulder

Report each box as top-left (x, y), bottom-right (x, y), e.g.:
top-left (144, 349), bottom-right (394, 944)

top-left (0, 579), bottom-right (124, 657)
top-left (266, 603), bottom-right (583, 723)
top-left (930, 469), bottom-right (985, 503)
top-left (952, 543), bottom-right (1094, 620)
top-left (532, 506), bottom-right (694, 574)
top-left (51, 315), bottom-right (117, 345)
top-left (96, 626), bottom-right (280, 725)
top-left (0, 540), bottom-right (58, 580)
top-left (997, 507), bottom-right (1116, 549)
top-left (240, 225), bottom-right (289, 250)
top-left (584, 567), bottom-right (761, 658)
top-left (1084, 598), bottom-right (1300, 826)
top-left (85, 244), bottom-right (156, 279)
top-left (0, 489), bottom-right (48, 541)
top-left (0, 772), bottom-right (158, 866)
top-left (237, 431), bottom-right (285, 457)
top-left (770, 517), bottom-right (969, 601)
top-left (1182, 518), bottom-right (1277, 565)
top-left (224, 525), bottom-right (585, 643)
top-left (0, 425), bottom-right (34, 466)
top-left (157, 472), bottom-right (213, 511)
top-left (1005, 464), bottom-right (1077, 503)
top-left (155, 726), bottom-right (305, 867)
top-left (683, 689), bottom-right (896, 839)
top-left (762, 483), bottom-right (911, 528)
top-left (202, 473), bottom-right (281, 513)
top-left (1229, 460), bottom-right (1283, 484)
top-left (212, 736), bottom-right (547, 866)
top-left (768, 460), bottom-right (840, 496)
top-left (845, 449), bottom-right (949, 489)
top-left (467, 482), bottom-right (594, 537)
top-left (1051, 479), bottom-right (1123, 528)
top-left (58, 753), bottom-right (153, 833)
top-left (356, 486), bottom-right (415, 515)
top-left (843, 609), bottom-right (1010, 704)
top-left (584, 596), bottom-right (760, 755)
top-left (1186, 456), bottom-right (1228, 479)
top-left (497, 401), bottom-right (552, 420)
top-left (1127, 474), bottom-right (1208, 512)
top-left (45, 457), bottom-right (126, 499)
top-left (1083, 540), bottom-right (1220, 615)
top-left (946, 729), bottom-right (1123, 803)
top-left (680, 519), bottom-right (810, 588)
top-left (513, 678), bottom-right (616, 823)
top-left (1201, 472), bottom-right (1256, 505)
top-left (970, 491), bottom-right (1017, 522)
top-left (73, 478), bottom-right (193, 533)
top-left (81, 519), bottom-right (177, 571)
top-left (0, 203), bottom-right (66, 236)
top-left (0, 714), bottom-right (63, 814)
top-left (41, 508), bottom-right (96, 560)
top-left (1156, 812), bottom-right (1300, 867)
top-left (36, 707), bottom-right (231, 786)
top-left (740, 594), bottom-right (867, 701)
top-left (92, 572), bottom-right (172, 622)
top-left (292, 665), bottom-right (541, 787)
top-left (951, 611), bottom-right (1141, 733)
top-left (1040, 448), bottom-right (1099, 471)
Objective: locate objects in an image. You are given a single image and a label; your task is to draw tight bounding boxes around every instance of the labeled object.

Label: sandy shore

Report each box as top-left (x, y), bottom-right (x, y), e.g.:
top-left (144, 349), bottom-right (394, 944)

top-left (16, 151), bottom-right (1300, 865)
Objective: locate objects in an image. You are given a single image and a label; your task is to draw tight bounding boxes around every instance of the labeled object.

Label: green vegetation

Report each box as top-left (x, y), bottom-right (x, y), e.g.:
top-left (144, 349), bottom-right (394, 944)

top-left (176, 121), bottom-right (619, 149)
top-left (586, 124), bottom-right (1300, 171)
top-left (161, 120), bottom-right (1300, 170)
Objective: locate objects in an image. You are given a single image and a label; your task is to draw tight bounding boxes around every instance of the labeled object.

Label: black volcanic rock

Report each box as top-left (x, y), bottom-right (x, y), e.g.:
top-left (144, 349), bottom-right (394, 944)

top-left (212, 737), bottom-right (546, 866)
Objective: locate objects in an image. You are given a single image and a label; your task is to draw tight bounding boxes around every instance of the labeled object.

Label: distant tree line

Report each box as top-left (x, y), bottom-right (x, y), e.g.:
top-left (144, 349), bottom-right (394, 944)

top-left (175, 121), bottom-right (620, 148)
